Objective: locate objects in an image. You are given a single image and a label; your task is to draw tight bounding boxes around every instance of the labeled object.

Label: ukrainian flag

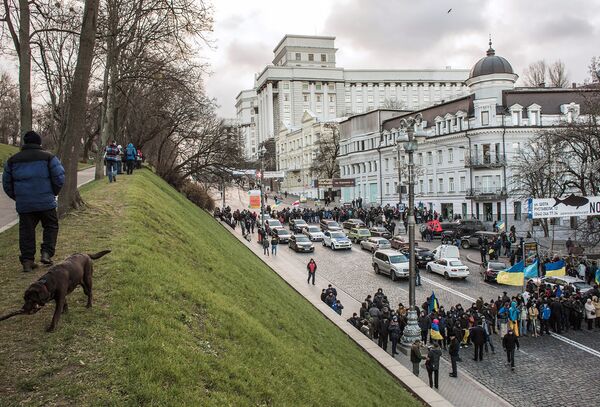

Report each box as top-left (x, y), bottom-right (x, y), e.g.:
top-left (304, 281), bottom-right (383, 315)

top-left (523, 260), bottom-right (539, 280)
top-left (428, 291), bottom-right (439, 314)
top-left (545, 259), bottom-right (566, 277)
top-left (497, 261), bottom-right (524, 286)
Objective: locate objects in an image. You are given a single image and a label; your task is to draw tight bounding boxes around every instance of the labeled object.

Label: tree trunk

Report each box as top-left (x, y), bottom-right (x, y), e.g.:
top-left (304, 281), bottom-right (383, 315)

top-left (57, 0), bottom-right (100, 216)
top-left (18, 0), bottom-right (32, 135)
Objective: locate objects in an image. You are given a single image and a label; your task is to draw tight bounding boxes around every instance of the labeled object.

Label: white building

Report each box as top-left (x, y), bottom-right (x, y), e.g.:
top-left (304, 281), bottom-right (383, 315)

top-left (338, 41), bottom-right (597, 232)
top-left (235, 89), bottom-right (258, 160)
top-left (236, 34), bottom-right (471, 160)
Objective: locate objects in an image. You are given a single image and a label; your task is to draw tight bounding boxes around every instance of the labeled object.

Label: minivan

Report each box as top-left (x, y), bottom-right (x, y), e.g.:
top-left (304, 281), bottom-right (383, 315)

top-left (372, 249), bottom-right (410, 281)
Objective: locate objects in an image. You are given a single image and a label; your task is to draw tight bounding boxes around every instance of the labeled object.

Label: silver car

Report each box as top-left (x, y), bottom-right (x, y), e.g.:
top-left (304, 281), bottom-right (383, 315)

top-left (360, 237), bottom-right (391, 253)
top-left (303, 225), bottom-right (325, 241)
top-left (372, 249), bottom-right (410, 281)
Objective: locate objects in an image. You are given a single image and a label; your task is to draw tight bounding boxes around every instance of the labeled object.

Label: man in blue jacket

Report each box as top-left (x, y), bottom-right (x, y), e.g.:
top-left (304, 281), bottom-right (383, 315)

top-left (2, 131), bottom-right (65, 272)
top-left (125, 143), bottom-right (137, 175)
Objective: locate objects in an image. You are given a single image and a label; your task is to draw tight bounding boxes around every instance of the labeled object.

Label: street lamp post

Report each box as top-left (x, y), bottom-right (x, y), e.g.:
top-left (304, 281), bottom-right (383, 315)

top-left (400, 113), bottom-right (424, 346)
top-left (259, 146), bottom-right (267, 228)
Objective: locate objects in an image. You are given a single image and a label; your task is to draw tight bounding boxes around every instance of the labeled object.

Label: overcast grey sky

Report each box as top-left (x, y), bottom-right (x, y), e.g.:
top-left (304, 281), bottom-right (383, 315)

top-left (206, 0), bottom-right (600, 117)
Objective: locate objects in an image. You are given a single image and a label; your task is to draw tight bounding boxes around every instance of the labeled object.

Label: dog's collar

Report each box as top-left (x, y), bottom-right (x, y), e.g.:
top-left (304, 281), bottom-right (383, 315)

top-left (37, 278), bottom-right (52, 299)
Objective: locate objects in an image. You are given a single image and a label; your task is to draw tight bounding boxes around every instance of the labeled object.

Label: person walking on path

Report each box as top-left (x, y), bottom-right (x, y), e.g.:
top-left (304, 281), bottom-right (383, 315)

top-left (307, 258), bottom-right (317, 285)
top-left (271, 234), bottom-right (279, 255)
top-left (469, 322), bottom-right (486, 362)
top-left (448, 333), bottom-right (460, 378)
top-left (104, 140), bottom-right (120, 183)
top-left (2, 131), bottom-right (65, 272)
top-left (262, 234), bottom-right (270, 256)
top-left (125, 143), bottom-right (137, 175)
top-left (389, 316), bottom-right (401, 356)
top-left (425, 342), bottom-right (442, 389)
top-left (410, 339), bottom-right (424, 376)
top-left (502, 329), bottom-right (520, 371)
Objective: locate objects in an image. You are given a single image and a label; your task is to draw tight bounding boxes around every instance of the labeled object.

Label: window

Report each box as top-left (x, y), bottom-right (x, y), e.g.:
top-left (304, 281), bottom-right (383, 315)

top-left (345, 95), bottom-right (351, 103)
top-left (448, 148), bottom-right (453, 162)
top-left (428, 179), bottom-right (433, 193)
top-left (437, 150), bottom-right (443, 164)
top-left (514, 201), bottom-right (522, 221)
top-left (295, 53), bottom-right (301, 61)
top-left (302, 83), bottom-right (309, 91)
top-left (427, 152), bottom-right (433, 165)
top-left (368, 95), bottom-right (374, 102)
top-left (329, 106), bottom-right (335, 114)
top-left (449, 177), bottom-right (455, 192)
top-left (321, 54), bottom-right (327, 62)
top-left (284, 93), bottom-right (289, 102)
top-left (283, 83), bottom-right (289, 90)
top-left (385, 158), bottom-right (389, 170)
top-left (481, 111), bottom-right (489, 126)
top-left (438, 178), bottom-right (444, 193)
top-left (316, 95), bottom-right (321, 102)
top-left (328, 84), bottom-right (335, 91)
top-left (459, 176), bottom-right (466, 192)
top-left (283, 105), bottom-right (290, 113)
top-left (356, 96), bottom-right (363, 103)
top-left (308, 53), bottom-right (314, 61)
top-left (386, 182), bottom-right (390, 194)
top-left (329, 95), bottom-right (335, 103)
top-left (418, 153), bottom-right (423, 165)
top-left (419, 180), bottom-right (424, 193)
top-left (303, 95), bottom-right (309, 102)
top-left (316, 84), bottom-right (322, 91)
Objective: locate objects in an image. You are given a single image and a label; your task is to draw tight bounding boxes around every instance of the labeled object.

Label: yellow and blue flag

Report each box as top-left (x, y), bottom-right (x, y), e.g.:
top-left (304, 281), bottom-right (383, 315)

top-left (595, 268), bottom-right (600, 285)
top-left (497, 261), bottom-right (524, 286)
top-left (523, 260), bottom-right (539, 280)
top-left (545, 259), bottom-right (566, 277)
top-left (428, 291), bottom-right (439, 313)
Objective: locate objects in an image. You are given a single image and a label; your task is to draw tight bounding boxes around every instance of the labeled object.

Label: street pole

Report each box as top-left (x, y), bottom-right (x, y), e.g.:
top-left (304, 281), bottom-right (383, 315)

top-left (259, 147), bottom-right (265, 228)
top-left (401, 115), bottom-right (422, 346)
top-left (397, 145), bottom-right (402, 205)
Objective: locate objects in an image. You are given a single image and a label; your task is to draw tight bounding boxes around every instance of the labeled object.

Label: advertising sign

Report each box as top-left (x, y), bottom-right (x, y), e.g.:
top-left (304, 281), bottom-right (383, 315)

top-left (263, 171), bottom-right (285, 179)
top-left (528, 195), bottom-right (600, 219)
top-left (523, 241), bottom-right (538, 266)
top-left (316, 178), bottom-right (356, 188)
top-left (248, 190), bottom-right (261, 209)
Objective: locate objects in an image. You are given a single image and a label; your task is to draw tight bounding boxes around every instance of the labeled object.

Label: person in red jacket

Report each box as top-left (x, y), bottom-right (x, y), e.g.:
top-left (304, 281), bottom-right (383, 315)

top-left (307, 258), bottom-right (317, 285)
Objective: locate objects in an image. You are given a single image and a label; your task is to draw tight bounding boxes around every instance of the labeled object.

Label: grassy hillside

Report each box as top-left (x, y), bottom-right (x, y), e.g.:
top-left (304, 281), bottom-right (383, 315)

top-left (0, 169), bottom-right (419, 407)
top-left (0, 143), bottom-right (19, 168)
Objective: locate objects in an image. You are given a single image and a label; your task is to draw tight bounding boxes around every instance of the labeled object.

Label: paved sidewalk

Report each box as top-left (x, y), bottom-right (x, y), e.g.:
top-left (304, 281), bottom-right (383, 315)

top-left (0, 167), bottom-right (96, 233)
top-left (218, 189), bottom-right (512, 407)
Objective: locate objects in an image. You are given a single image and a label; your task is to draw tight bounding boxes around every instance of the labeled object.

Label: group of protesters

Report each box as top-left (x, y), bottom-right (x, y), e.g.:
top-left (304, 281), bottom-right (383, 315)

top-left (103, 141), bottom-right (143, 183)
top-left (320, 284), bottom-right (344, 315)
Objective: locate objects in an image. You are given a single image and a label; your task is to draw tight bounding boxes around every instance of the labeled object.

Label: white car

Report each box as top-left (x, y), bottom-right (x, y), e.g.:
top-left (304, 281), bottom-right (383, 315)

top-left (360, 237), bottom-right (391, 253)
top-left (426, 257), bottom-right (470, 280)
top-left (303, 225), bottom-right (325, 241)
top-left (322, 231), bottom-right (352, 250)
top-left (265, 218), bottom-right (282, 229)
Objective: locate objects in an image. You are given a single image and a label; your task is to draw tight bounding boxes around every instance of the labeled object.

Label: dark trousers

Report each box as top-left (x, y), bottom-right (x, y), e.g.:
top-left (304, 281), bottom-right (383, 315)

top-left (19, 209), bottom-right (58, 263)
top-left (391, 336), bottom-right (399, 354)
top-left (426, 367), bottom-right (439, 388)
top-left (450, 355), bottom-right (458, 375)
top-left (307, 271), bottom-right (315, 285)
top-left (587, 318), bottom-right (593, 330)
top-left (378, 335), bottom-right (388, 351)
top-left (474, 343), bottom-right (484, 361)
top-left (506, 349), bottom-right (515, 368)
top-left (540, 319), bottom-right (550, 335)
top-left (421, 330), bottom-right (428, 344)
top-left (126, 160), bottom-right (135, 174)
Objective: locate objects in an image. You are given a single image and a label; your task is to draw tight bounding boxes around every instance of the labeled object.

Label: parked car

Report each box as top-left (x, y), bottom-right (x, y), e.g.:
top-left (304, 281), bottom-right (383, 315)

top-left (322, 231), bottom-right (352, 250)
top-left (390, 235), bottom-right (409, 251)
top-left (401, 247), bottom-right (435, 268)
top-left (271, 228), bottom-right (291, 243)
top-left (480, 261), bottom-right (507, 283)
top-left (343, 218), bottom-right (366, 230)
top-left (432, 244), bottom-right (460, 261)
top-left (369, 226), bottom-right (392, 239)
top-left (441, 222), bottom-right (486, 244)
top-left (426, 258), bottom-right (470, 280)
top-left (534, 276), bottom-right (593, 294)
top-left (320, 219), bottom-right (343, 232)
top-left (290, 218), bottom-right (308, 233)
top-left (303, 225), bottom-right (325, 241)
top-left (372, 249), bottom-right (410, 281)
top-left (360, 237), bottom-right (391, 252)
top-left (348, 227), bottom-right (371, 243)
top-left (265, 218), bottom-right (283, 230)
top-left (460, 231), bottom-right (499, 250)
top-left (288, 234), bottom-right (314, 252)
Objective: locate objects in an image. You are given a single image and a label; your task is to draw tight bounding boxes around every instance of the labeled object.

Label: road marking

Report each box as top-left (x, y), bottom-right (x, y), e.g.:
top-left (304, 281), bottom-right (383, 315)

top-left (420, 276), bottom-right (476, 303)
top-left (550, 333), bottom-right (600, 359)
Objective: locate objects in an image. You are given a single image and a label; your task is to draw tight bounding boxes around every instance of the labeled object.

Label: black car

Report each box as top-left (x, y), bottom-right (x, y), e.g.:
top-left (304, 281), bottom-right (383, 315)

top-left (272, 228), bottom-right (291, 243)
top-left (441, 224), bottom-right (486, 244)
top-left (290, 218), bottom-right (308, 233)
top-left (288, 234), bottom-right (314, 252)
top-left (400, 247), bottom-right (434, 268)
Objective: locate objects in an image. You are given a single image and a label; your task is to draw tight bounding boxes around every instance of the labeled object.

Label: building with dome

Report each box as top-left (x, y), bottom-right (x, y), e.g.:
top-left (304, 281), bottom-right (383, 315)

top-left (337, 40), bottom-right (597, 235)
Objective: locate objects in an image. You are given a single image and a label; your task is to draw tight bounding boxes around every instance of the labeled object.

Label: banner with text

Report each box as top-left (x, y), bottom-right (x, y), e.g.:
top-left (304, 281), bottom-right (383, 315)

top-left (316, 178), bottom-right (356, 188)
top-left (528, 195), bottom-right (600, 219)
top-left (248, 190), bottom-right (261, 209)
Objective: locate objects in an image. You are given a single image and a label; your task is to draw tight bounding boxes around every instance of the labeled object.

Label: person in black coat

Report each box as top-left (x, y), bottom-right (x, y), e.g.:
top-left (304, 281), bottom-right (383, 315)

top-left (469, 322), bottom-right (486, 361)
top-left (502, 329), bottom-right (520, 371)
top-left (550, 298), bottom-right (563, 333)
top-left (378, 318), bottom-right (389, 351)
top-left (448, 333), bottom-right (460, 377)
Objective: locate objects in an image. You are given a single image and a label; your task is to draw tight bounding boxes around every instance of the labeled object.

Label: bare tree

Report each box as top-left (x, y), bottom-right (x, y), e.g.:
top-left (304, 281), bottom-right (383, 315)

top-left (547, 60), bottom-right (569, 88)
top-left (309, 123), bottom-right (340, 180)
top-left (588, 56), bottom-right (600, 84)
top-left (523, 60), bottom-right (547, 87)
top-left (382, 98), bottom-right (406, 110)
top-left (0, 71), bottom-right (19, 144)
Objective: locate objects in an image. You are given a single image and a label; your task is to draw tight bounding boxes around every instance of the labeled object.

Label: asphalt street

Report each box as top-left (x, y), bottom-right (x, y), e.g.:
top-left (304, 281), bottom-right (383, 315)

top-left (224, 188), bottom-right (600, 407)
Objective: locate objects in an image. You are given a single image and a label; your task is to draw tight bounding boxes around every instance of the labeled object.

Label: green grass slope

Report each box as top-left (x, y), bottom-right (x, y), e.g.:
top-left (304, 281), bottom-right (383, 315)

top-left (0, 143), bottom-right (19, 168)
top-left (0, 169), bottom-right (419, 407)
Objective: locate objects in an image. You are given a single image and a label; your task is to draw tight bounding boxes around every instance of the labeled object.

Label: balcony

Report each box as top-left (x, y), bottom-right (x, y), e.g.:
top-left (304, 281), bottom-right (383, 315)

top-left (466, 188), bottom-right (508, 201)
top-left (465, 155), bottom-right (506, 169)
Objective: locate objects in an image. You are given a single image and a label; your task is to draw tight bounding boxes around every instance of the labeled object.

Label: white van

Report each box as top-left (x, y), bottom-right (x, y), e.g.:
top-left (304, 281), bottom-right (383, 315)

top-left (432, 244), bottom-right (460, 261)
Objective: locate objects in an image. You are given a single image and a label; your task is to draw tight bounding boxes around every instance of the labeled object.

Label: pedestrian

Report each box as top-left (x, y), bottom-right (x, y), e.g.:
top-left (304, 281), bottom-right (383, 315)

top-left (469, 322), bottom-right (485, 362)
top-left (448, 333), bottom-right (460, 377)
top-left (584, 298), bottom-right (595, 330)
top-left (333, 300), bottom-right (344, 315)
top-left (2, 131), bottom-right (65, 272)
top-left (307, 258), bottom-right (317, 285)
top-left (389, 316), bottom-right (401, 355)
top-left (528, 301), bottom-right (539, 337)
top-left (540, 303), bottom-right (551, 335)
top-left (271, 234), bottom-right (279, 255)
top-left (418, 311), bottom-right (430, 344)
top-left (502, 329), bottom-right (520, 371)
top-left (425, 342), bottom-right (442, 389)
top-left (262, 234), bottom-right (270, 256)
top-left (104, 140), bottom-right (120, 182)
top-left (125, 143), bottom-right (137, 175)
top-left (594, 296), bottom-right (600, 329)
top-left (116, 144), bottom-right (124, 174)
top-left (410, 339), bottom-right (424, 376)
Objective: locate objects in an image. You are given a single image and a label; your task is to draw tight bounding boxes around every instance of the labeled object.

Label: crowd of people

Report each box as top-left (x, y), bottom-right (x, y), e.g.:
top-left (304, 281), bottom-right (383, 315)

top-left (320, 283), bottom-right (344, 315)
top-left (103, 140), bottom-right (143, 183)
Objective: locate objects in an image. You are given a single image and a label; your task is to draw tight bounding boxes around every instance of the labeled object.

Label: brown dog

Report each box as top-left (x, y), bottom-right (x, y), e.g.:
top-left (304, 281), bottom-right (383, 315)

top-left (22, 250), bottom-right (111, 332)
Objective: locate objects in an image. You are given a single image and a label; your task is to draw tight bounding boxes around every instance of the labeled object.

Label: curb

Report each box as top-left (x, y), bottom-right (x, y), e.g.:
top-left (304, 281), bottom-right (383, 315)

top-left (466, 254), bottom-right (482, 266)
top-left (213, 218), bottom-right (453, 407)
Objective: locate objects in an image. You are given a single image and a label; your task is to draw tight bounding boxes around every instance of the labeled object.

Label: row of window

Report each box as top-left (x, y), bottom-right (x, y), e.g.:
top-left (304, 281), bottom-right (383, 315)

top-left (294, 52), bottom-right (328, 62)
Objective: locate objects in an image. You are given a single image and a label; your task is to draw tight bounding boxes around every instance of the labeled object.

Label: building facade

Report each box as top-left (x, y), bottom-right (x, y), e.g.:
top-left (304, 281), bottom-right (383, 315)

top-left (338, 41), bottom-right (596, 233)
top-left (235, 89), bottom-right (258, 159)
top-left (236, 34), bottom-right (471, 160)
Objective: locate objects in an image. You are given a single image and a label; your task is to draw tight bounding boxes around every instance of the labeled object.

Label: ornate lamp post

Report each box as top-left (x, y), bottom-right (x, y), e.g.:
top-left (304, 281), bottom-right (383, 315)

top-left (258, 146), bottom-right (267, 227)
top-left (400, 113), bottom-right (425, 345)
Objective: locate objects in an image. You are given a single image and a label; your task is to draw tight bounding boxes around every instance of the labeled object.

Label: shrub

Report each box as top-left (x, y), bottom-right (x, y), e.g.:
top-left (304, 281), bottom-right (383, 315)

top-left (179, 181), bottom-right (215, 211)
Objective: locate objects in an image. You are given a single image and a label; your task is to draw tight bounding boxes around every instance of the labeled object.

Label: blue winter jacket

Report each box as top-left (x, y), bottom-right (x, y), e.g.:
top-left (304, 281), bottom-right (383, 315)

top-left (125, 143), bottom-right (137, 160)
top-left (2, 144), bottom-right (65, 213)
